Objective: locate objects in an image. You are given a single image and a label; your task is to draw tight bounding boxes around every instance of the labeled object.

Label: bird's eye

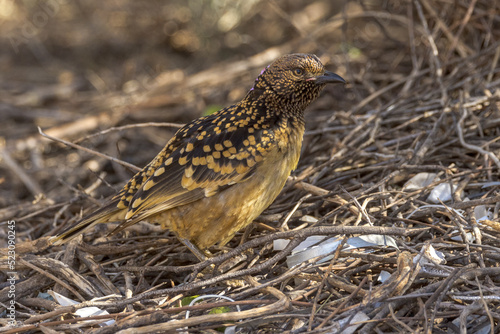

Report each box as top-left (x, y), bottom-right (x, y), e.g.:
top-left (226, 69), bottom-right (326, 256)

top-left (293, 68), bottom-right (303, 76)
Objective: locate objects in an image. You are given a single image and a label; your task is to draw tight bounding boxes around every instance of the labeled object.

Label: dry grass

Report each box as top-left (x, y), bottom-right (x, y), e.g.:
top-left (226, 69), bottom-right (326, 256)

top-left (1, 1), bottom-right (500, 333)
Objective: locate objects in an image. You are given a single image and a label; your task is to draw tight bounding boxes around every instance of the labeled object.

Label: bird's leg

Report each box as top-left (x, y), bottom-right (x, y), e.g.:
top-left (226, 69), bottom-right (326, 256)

top-left (179, 237), bottom-right (209, 261)
top-left (178, 238), bottom-right (217, 283)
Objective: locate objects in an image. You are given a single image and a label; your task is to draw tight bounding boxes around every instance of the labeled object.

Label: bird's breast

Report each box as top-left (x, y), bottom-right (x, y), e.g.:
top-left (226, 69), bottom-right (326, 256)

top-left (275, 117), bottom-right (305, 171)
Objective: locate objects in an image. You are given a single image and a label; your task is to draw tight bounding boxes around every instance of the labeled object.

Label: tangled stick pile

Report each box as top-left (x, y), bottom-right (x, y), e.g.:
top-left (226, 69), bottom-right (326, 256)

top-left (1, 1), bottom-right (499, 332)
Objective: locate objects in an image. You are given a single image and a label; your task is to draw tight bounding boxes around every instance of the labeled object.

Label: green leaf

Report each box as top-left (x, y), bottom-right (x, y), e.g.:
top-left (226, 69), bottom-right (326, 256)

top-left (180, 295), bottom-right (199, 306)
top-left (203, 105), bottom-right (221, 116)
top-left (209, 306), bottom-right (230, 314)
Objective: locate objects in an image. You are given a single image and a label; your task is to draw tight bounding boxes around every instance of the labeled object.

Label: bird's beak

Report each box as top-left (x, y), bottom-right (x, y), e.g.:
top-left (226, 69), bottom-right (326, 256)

top-left (308, 71), bottom-right (346, 85)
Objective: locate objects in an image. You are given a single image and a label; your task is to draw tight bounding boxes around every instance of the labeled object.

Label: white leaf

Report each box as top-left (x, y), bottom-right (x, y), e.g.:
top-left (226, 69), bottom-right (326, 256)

top-left (280, 234), bottom-right (398, 268)
top-left (274, 236), bottom-right (329, 252)
top-left (414, 244), bottom-right (446, 266)
top-left (327, 311), bottom-right (369, 334)
top-left (403, 173), bottom-right (439, 190)
top-left (474, 205), bottom-right (492, 222)
top-left (378, 270), bottom-right (391, 283)
top-left (286, 237), bottom-right (342, 268)
top-left (301, 215), bottom-right (319, 223)
top-left (48, 291), bottom-right (115, 327)
top-left (450, 231), bottom-right (475, 242)
top-left (427, 183), bottom-right (458, 203)
top-left (348, 235), bottom-right (398, 249)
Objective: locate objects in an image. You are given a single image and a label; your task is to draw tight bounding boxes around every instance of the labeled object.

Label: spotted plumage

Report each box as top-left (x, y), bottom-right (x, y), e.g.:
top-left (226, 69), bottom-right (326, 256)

top-left (51, 53), bottom-right (346, 258)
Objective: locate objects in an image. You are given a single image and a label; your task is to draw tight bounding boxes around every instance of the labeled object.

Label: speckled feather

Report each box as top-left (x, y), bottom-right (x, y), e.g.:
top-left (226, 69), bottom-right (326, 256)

top-left (51, 53), bottom-right (345, 252)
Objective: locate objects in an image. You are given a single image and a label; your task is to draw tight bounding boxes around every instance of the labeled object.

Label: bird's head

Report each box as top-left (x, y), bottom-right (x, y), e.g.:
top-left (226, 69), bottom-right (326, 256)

top-left (249, 53), bottom-right (346, 110)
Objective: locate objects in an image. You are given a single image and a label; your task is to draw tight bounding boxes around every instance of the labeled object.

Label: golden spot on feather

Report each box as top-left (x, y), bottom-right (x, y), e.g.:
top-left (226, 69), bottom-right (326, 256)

top-left (213, 151), bottom-right (221, 159)
top-left (203, 145), bottom-right (211, 152)
top-left (223, 140), bottom-right (232, 148)
top-left (236, 151), bottom-right (250, 160)
top-left (248, 127), bottom-right (255, 133)
top-left (223, 150), bottom-right (231, 158)
top-left (192, 157), bottom-right (200, 166)
top-left (207, 160), bottom-right (216, 170)
top-left (204, 187), bottom-right (218, 197)
top-left (117, 201), bottom-right (127, 209)
top-left (185, 166), bottom-right (195, 178)
top-left (154, 167), bottom-right (165, 177)
top-left (186, 143), bottom-right (194, 152)
top-left (247, 158), bottom-right (256, 167)
top-left (228, 147), bottom-right (237, 154)
top-left (181, 175), bottom-right (194, 189)
top-left (243, 139), bottom-right (249, 146)
top-left (143, 180), bottom-right (155, 191)
top-left (222, 164), bottom-right (234, 174)
top-left (199, 156), bottom-right (207, 165)
top-left (165, 157), bottom-right (173, 166)
top-left (131, 197), bottom-right (144, 209)
top-left (179, 156), bottom-right (188, 165)
top-left (236, 164), bottom-right (247, 174)
top-left (206, 155), bottom-right (214, 165)
top-left (215, 143), bottom-right (224, 151)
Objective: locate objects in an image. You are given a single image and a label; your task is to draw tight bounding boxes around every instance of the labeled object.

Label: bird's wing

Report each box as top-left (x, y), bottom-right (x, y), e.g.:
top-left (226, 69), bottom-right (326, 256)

top-left (118, 105), bottom-right (277, 223)
top-left (51, 105), bottom-right (278, 243)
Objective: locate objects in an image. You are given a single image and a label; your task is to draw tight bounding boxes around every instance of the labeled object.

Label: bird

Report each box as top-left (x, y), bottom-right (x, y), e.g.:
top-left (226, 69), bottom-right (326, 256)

top-left (50, 53), bottom-right (346, 260)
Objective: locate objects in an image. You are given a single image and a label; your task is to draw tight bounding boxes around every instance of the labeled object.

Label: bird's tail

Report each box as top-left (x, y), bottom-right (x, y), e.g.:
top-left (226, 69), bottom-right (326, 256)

top-left (50, 201), bottom-right (126, 245)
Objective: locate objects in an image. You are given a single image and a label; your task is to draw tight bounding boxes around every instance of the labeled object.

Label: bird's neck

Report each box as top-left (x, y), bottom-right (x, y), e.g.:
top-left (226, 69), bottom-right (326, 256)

top-left (243, 89), bottom-right (310, 124)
